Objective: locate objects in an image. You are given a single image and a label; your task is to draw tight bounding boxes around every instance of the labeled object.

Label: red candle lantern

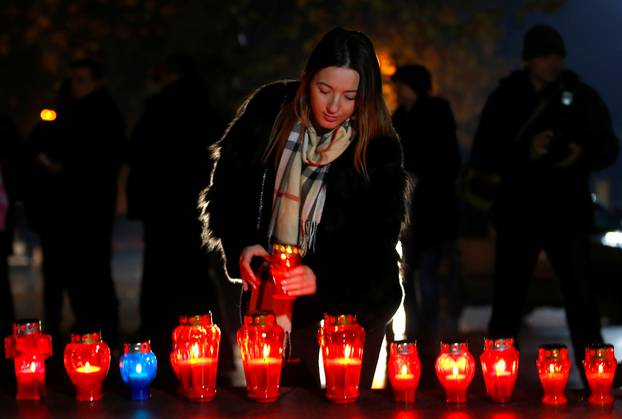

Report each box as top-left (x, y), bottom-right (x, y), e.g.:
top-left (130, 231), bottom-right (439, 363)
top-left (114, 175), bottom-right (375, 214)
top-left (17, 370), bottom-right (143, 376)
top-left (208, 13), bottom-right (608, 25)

top-left (388, 340), bottom-right (421, 403)
top-left (435, 340), bottom-right (476, 404)
top-left (4, 320), bottom-right (52, 400)
top-left (536, 344), bottom-right (570, 405)
top-left (237, 311), bottom-right (284, 402)
top-left (317, 313), bottom-right (365, 403)
top-left (583, 343), bottom-right (616, 405)
top-left (480, 337), bottom-right (519, 403)
top-left (170, 313), bottom-right (221, 402)
top-left (270, 243), bottom-right (301, 300)
top-left (63, 332), bottom-right (111, 401)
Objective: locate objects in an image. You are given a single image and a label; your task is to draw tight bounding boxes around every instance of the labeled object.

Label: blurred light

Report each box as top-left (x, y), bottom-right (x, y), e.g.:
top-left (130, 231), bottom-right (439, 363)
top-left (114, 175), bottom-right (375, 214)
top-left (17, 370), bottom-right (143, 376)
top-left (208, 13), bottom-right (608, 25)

top-left (377, 50), bottom-right (396, 77)
top-left (601, 231), bottom-right (622, 248)
top-left (40, 109), bottom-right (57, 122)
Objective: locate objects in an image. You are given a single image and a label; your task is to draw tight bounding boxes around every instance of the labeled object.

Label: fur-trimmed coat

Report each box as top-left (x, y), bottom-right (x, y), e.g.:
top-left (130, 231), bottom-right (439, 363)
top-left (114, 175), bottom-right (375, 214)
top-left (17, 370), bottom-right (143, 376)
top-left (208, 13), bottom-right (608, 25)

top-left (199, 80), bottom-right (409, 328)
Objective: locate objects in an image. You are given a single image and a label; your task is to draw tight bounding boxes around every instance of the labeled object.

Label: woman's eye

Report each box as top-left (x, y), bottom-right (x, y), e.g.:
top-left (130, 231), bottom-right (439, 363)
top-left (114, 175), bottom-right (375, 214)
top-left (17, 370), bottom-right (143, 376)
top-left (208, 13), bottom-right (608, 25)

top-left (319, 88), bottom-right (330, 94)
top-left (345, 96), bottom-right (356, 101)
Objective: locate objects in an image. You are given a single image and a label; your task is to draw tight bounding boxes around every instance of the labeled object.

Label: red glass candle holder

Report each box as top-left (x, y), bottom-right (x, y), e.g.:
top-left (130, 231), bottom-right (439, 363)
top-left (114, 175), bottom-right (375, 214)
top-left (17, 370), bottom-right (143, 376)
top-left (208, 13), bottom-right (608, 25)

top-left (270, 243), bottom-right (301, 300)
top-left (435, 340), bottom-right (476, 404)
top-left (4, 320), bottom-right (52, 400)
top-left (583, 343), bottom-right (616, 405)
top-left (237, 311), bottom-right (284, 402)
top-left (64, 332), bottom-right (111, 401)
top-left (536, 344), bottom-right (570, 405)
top-left (388, 340), bottom-right (421, 403)
top-left (170, 313), bottom-right (221, 402)
top-left (480, 337), bottom-right (519, 403)
top-left (317, 313), bottom-right (365, 403)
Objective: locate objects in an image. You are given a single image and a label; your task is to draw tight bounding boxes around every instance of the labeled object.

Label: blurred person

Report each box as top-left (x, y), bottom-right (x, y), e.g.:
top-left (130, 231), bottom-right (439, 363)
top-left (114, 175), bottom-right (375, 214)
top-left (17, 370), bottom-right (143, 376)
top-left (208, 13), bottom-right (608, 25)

top-left (27, 59), bottom-right (125, 346)
top-left (200, 28), bottom-right (409, 387)
top-left (127, 52), bottom-right (229, 380)
top-left (469, 25), bottom-right (618, 380)
top-left (391, 65), bottom-right (462, 353)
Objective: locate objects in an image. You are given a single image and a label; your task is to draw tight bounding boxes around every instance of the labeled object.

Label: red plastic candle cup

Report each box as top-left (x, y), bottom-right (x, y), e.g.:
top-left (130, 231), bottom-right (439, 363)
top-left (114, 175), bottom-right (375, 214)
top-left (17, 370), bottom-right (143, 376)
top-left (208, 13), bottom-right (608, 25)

top-left (435, 340), bottom-right (476, 404)
top-left (64, 332), bottom-right (111, 401)
top-left (536, 344), bottom-right (570, 405)
top-left (318, 313), bottom-right (365, 403)
top-left (388, 340), bottom-right (421, 403)
top-left (170, 313), bottom-right (221, 402)
top-left (4, 320), bottom-right (52, 400)
top-left (480, 337), bottom-right (519, 403)
top-left (583, 343), bottom-right (616, 405)
top-left (270, 243), bottom-right (301, 300)
top-left (237, 311), bottom-right (284, 402)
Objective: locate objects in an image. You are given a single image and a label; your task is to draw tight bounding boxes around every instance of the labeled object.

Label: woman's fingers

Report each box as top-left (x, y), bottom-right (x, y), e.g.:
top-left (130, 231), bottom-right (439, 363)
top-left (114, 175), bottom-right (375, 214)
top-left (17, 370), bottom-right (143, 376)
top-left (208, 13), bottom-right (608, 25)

top-left (281, 266), bottom-right (317, 296)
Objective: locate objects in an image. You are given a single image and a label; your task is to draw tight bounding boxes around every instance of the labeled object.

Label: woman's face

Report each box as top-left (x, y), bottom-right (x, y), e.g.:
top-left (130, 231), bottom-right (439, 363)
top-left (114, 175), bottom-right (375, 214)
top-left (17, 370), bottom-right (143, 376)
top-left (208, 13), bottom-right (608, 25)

top-left (309, 66), bottom-right (359, 131)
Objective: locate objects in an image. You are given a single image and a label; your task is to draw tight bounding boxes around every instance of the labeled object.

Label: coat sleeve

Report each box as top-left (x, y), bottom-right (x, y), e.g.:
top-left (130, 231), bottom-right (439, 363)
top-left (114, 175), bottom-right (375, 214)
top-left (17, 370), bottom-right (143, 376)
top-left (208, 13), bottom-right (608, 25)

top-left (575, 86), bottom-right (619, 170)
top-left (199, 82), bottom-right (289, 281)
top-left (313, 136), bottom-right (410, 325)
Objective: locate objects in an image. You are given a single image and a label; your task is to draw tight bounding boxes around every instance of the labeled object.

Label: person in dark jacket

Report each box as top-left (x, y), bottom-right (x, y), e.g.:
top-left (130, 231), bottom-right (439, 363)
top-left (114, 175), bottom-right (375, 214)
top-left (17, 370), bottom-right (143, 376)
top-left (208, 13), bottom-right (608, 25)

top-left (200, 28), bottom-right (409, 387)
top-left (29, 59), bottom-right (125, 345)
top-left (391, 65), bottom-right (462, 348)
top-left (469, 25), bottom-right (619, 376)
top-left (127, 53), bottom-right (228, 375)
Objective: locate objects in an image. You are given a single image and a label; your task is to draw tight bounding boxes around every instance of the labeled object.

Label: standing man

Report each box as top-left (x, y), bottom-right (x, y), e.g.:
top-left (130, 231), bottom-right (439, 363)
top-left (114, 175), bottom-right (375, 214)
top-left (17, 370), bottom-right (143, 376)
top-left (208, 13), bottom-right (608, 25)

top-left (391, 65), bottom-right (462, 350)
top-left (469, 25), bottom-right (618, 375)
top-left (33, 59), bottom-right (125, 345)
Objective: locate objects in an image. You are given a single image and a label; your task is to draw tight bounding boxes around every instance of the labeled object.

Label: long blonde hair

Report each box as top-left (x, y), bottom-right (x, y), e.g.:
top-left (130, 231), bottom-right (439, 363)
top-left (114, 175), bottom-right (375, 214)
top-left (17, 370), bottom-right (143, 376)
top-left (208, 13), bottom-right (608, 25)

top-left (264, 28), bottom-right (396, 177)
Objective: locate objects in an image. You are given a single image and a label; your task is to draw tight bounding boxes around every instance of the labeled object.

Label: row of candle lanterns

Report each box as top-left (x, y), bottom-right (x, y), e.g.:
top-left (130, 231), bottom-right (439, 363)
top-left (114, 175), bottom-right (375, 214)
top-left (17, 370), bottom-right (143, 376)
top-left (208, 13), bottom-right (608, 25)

top-left (3, 316), bottom-right (619, 406)
top-left (3, 320), bottom-right (158, 401)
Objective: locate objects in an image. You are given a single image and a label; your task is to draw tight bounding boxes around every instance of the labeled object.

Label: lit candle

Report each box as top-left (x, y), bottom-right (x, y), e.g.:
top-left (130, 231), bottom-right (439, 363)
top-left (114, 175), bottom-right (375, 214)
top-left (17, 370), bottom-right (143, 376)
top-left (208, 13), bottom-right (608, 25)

top-left (4, 320), bottom-right (52, 401)
top-left (170, 314), bottom-right (220, 402)
top-left (238, 312), bottom-right (284, 403)
top-left (584, 343), bottom-right (616, 405)
top-left (318, 314), bottom-right (365, 403)
top-left (120, 341), bottom-right (158, 401)
top-left (480, 337), bottom-right (519, 403)
top-left (536, 344), bottom-right (570, 405)
top-left (64, 332), bottom-right (111, 401)
top-left (388, 340), bottom-right (421, 403)
top-left (435, 341), bottom-right (475, 404)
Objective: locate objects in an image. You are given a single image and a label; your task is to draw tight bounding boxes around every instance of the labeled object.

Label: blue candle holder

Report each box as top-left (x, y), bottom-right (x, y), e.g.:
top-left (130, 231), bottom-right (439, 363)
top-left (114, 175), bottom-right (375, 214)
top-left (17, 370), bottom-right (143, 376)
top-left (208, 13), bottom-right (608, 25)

top-left (119, 341), bottom-right (158, 401)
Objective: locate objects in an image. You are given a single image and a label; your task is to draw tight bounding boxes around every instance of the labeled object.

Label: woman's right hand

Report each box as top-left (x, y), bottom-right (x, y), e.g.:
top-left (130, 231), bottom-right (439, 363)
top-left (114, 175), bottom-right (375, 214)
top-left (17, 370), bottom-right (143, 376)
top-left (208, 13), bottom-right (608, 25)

top-left (239, 244), bottom-right (271, 291)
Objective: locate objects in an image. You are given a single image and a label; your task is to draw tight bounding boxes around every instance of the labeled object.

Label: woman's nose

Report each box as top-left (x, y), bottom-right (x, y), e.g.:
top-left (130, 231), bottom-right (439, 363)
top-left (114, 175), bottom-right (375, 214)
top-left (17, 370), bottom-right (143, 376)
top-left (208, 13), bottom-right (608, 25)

top-left (327, 96), bottom-right (339, 114)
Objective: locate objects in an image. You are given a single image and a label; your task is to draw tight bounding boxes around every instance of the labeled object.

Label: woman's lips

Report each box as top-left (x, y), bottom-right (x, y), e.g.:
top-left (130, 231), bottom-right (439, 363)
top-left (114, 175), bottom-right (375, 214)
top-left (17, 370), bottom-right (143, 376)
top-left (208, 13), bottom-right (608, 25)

top-left (322, 113), bottom-right (338, 123)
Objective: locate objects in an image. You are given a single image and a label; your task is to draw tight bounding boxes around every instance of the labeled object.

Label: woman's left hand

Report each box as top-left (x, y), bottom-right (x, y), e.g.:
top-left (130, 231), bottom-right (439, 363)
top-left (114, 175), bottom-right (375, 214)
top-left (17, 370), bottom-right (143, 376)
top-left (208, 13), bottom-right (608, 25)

top-left (281, 265), bottom-right (317, 297)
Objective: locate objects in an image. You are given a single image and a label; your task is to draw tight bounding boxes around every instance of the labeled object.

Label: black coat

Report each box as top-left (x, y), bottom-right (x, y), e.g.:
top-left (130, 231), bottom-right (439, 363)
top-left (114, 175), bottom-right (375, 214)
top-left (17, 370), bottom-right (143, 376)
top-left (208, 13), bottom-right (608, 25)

top-left (200, 81), bottom-right (409, 328)
top-left (392, 96), bottom-right (461, 247)
top-left (470, 69), bottom-right (618, 234)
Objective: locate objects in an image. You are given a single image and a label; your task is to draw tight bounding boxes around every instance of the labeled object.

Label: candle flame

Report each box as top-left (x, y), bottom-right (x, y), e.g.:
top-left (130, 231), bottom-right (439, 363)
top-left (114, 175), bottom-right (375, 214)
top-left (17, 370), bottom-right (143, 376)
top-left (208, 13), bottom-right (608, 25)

top-left (191, 343), bottom-right (199, 359)
top-left (598, 364), bottom-right (603, 374)
top-left (549, 364), bottom-right (555, 374)
top-left (495, 359), bottom-right (506, 375)
top-left (452, 366), bottom-right (459, 377)
top-left (263, 343), bottom-right (270, 360)
top-left (345, 344), bottom-right (352, 359)
top-left (30, 362), bottom-right (36, 373)
top-left (84, 361), bottom-right (91, 372)
top-left (400, 364), bottom-right (409, 376)
top-left (136, 363), bottom-right (143, 374)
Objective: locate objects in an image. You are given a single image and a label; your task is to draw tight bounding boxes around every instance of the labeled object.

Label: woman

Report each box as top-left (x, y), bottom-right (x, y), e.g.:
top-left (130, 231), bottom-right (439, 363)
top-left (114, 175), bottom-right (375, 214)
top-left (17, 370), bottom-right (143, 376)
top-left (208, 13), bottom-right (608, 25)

top-left (200, 28), bottom-right (408, 387)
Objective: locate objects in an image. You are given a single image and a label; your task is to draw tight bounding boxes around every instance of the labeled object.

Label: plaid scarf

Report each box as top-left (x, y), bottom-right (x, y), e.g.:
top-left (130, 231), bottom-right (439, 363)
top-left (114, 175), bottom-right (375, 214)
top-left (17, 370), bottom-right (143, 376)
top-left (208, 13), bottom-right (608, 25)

top-left (268, 119), bottom-right (353, 255)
